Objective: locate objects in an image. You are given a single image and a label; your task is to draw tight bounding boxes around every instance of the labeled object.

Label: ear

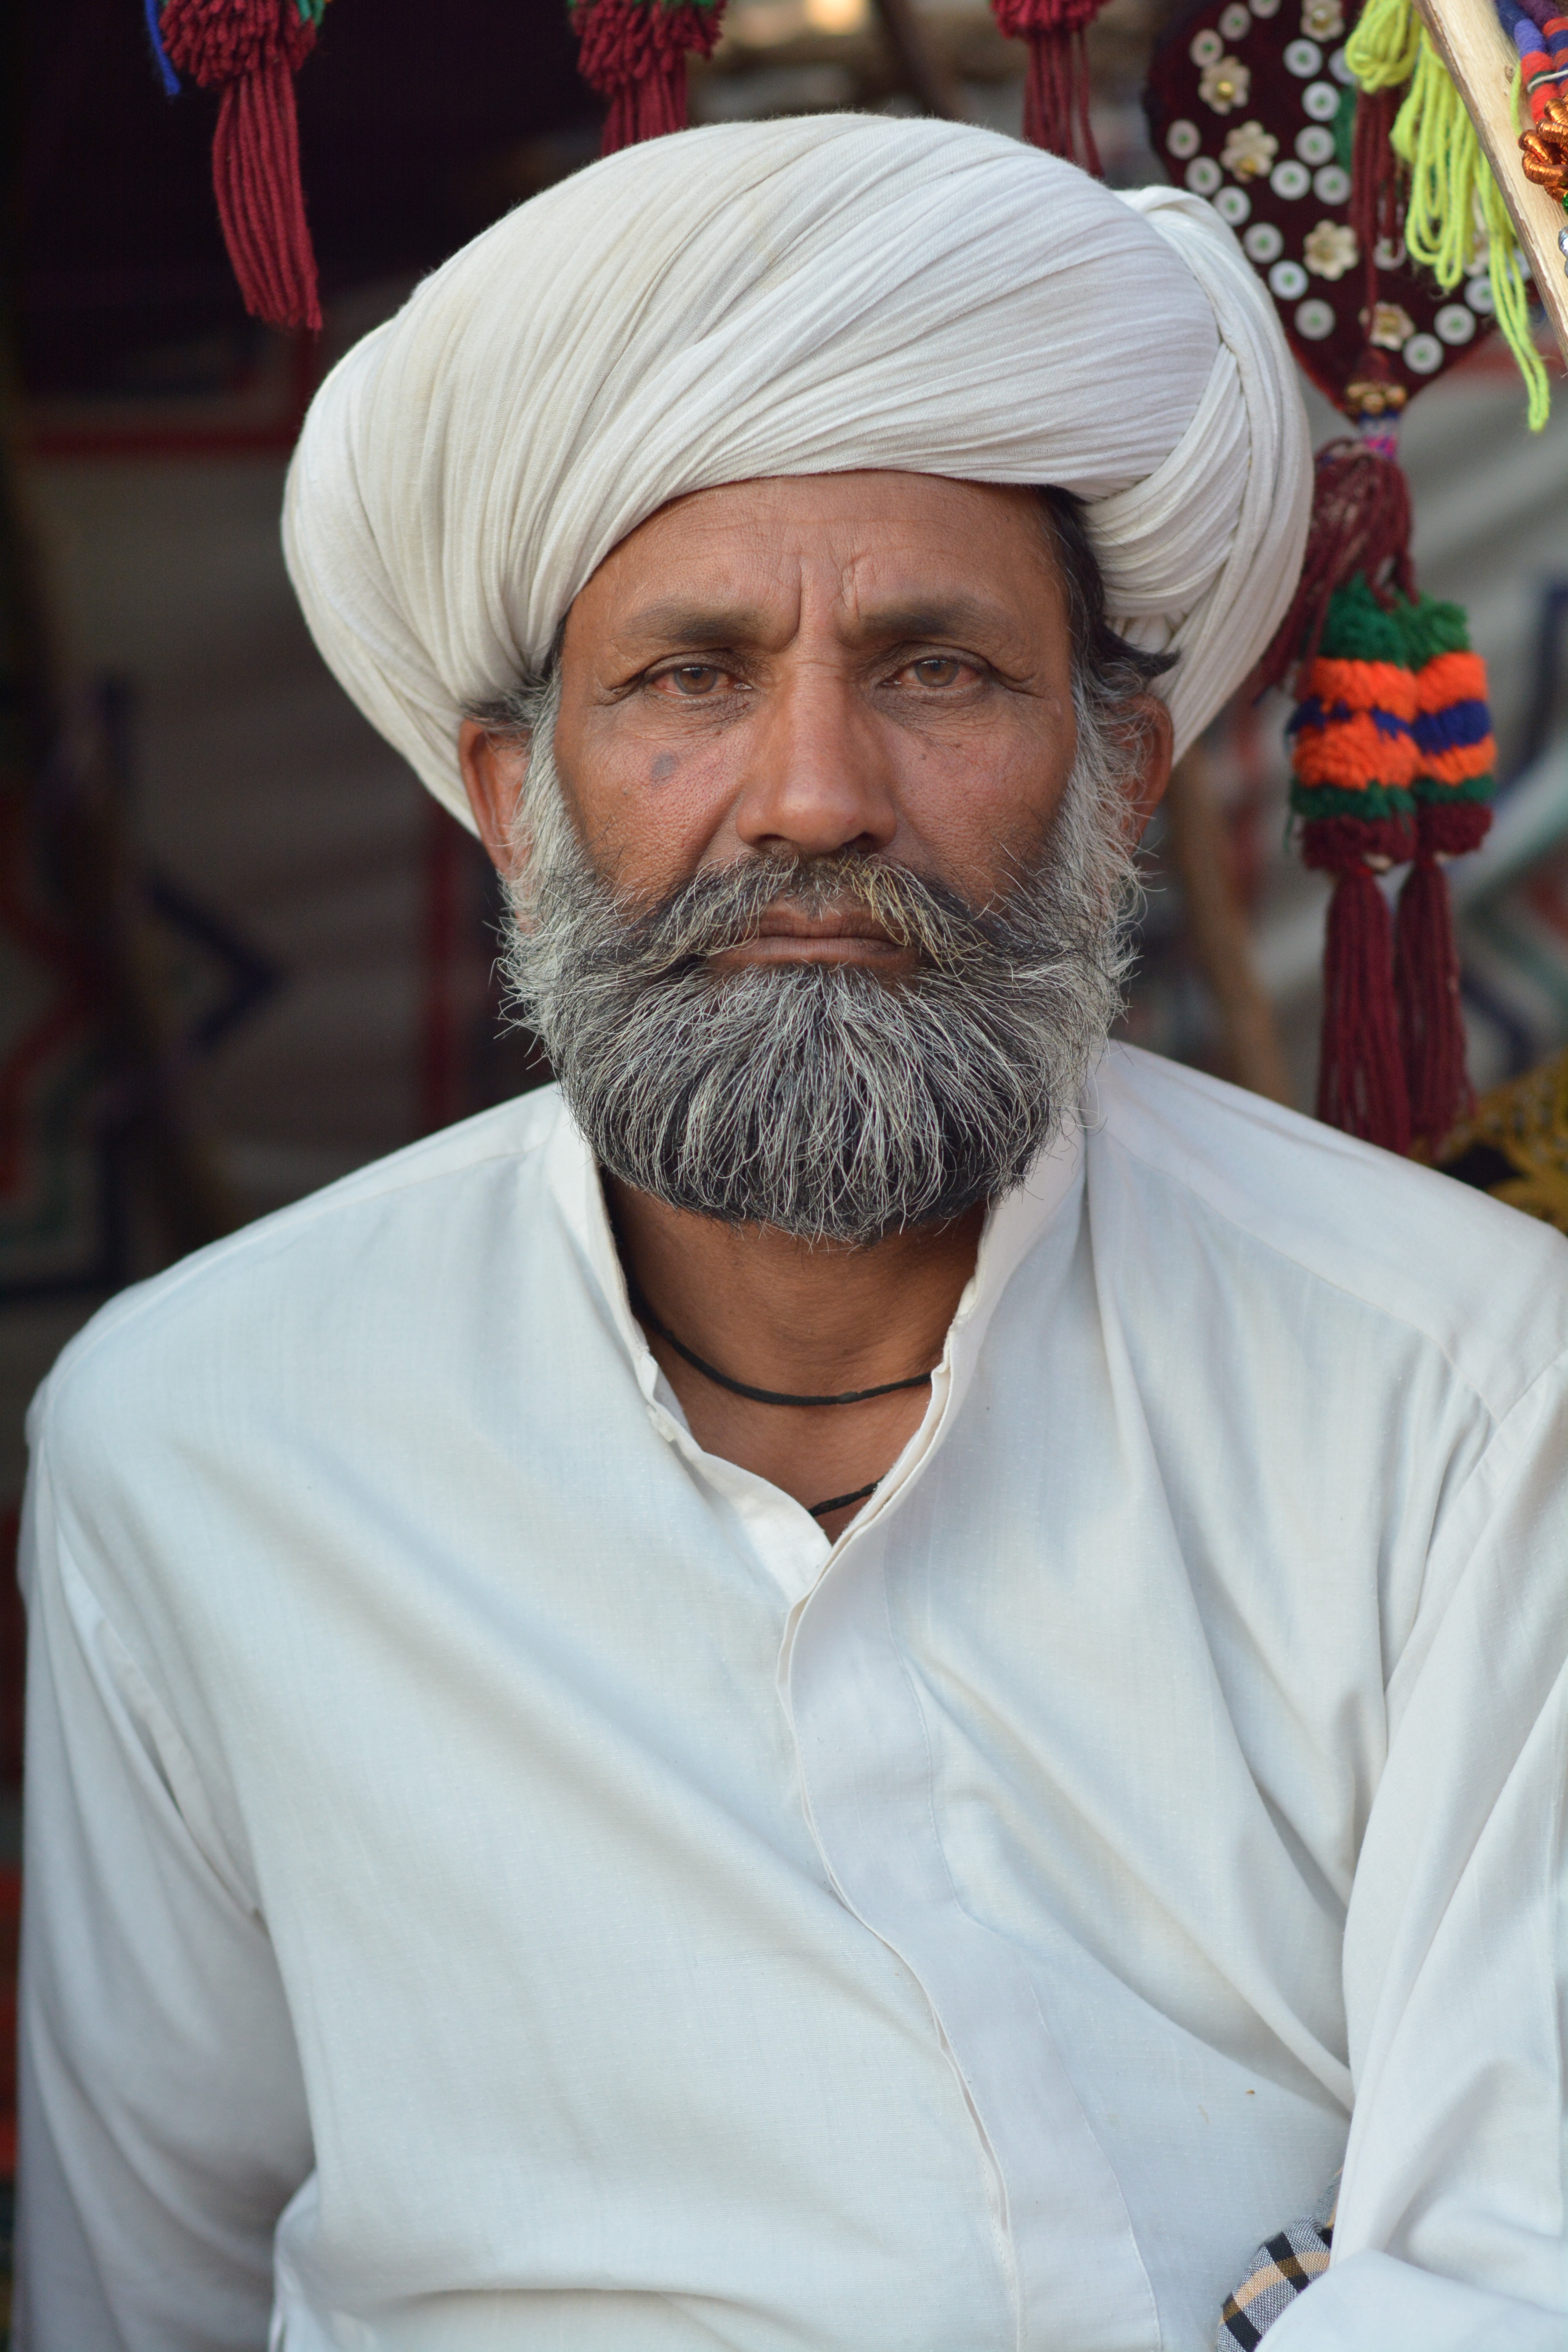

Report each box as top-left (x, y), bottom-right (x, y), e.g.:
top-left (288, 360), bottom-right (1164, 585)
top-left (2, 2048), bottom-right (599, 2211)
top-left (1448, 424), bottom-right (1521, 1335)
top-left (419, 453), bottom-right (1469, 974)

top-left (1119, 697), bottom-right (1174, 842)
top-left (459, 719), bottom-right (533, 878)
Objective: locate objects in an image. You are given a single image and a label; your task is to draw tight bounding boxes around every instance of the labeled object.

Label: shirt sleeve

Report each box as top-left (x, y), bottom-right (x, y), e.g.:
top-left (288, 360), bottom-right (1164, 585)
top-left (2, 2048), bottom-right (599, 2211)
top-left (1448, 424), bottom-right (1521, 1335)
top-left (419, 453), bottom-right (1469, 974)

top-left (14, 1435), bottom-right (314, 2352)
top-left (1268, 1353), bottom-right (1568, 2349)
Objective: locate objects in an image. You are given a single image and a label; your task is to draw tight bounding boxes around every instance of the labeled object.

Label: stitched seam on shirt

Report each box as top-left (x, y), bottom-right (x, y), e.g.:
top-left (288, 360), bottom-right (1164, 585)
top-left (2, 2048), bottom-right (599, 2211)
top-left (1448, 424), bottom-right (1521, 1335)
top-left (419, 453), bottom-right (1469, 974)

top-left (48, 1503), bottom-right (260, 1916)
top-left (1546, 1677), bottom-right (1568, 2228)
top-left (878, 1555), bottom-right (1025, 2346)
top-left (1100, 1120), bottom-right (1543, 1428)
top-left (37, 1119), bottom-right (555, 1410)
top-left (1393, 1348), bottom-right (1568, 1640)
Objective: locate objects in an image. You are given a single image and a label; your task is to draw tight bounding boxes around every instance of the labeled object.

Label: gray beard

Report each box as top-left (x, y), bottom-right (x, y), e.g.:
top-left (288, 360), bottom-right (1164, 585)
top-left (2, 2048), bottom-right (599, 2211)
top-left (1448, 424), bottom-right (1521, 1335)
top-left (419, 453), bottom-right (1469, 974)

top-left (502, 680), bottom-right (1142, 1247)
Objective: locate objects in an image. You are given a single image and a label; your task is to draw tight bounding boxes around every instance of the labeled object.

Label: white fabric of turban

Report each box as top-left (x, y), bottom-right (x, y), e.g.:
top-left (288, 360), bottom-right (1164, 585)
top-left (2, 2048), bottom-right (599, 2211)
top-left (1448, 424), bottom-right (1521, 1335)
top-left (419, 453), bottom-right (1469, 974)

top-left (284, 113), bottom-right (1312, 829)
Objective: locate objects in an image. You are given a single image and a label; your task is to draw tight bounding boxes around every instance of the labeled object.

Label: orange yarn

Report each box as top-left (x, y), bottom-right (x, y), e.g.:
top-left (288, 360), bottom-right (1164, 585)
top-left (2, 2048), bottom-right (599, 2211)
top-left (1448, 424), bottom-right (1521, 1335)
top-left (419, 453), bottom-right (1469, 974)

top-left (1307, 656), bottom-right (1418, 717)
top-left (1292, 711), bottom-right (1421, 790)
top-left (1418, 735), bottom-right (1497, 786)
top-left (1412, 649), bottom-right (1487, 711)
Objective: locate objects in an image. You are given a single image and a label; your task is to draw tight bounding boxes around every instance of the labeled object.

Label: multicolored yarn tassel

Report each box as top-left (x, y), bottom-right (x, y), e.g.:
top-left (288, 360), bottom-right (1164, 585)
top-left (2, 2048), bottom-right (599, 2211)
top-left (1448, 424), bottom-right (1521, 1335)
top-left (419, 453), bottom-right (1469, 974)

top-left (155, 0), bottom-right (325, 334)
top-left (572, 0), bottom-right (727, 154)
top-left (1396, 597), bottom-right (1495, 1141)
top-left (1498, 0), bottom-right (1568, 123)
top-left (1289, 577), bottom-right (1496, 1152)
top-left (1290, 579), bottom-right (1415, 1153)
top-left (1505, 0), bottom-right (1568, 264)
top-left (1290, 577), bottom-right (1419, 856)
top-left (1347, 0), bottom-right (1549, 428)
top-left (991, 0), bottom-right (1108, 172)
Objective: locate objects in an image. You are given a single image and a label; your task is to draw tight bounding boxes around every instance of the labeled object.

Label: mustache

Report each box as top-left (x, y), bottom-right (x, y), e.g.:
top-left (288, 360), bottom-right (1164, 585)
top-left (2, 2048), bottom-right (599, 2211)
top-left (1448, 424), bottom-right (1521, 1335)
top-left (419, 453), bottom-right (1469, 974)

top-left (583, 851), bottom-right (1027, 983)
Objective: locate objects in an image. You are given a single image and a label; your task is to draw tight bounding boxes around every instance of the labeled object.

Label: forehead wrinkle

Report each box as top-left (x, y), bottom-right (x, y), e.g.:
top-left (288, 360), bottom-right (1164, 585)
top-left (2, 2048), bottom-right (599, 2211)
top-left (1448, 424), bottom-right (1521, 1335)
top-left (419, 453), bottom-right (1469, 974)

top-left (831, 593), bottom-right (1032, 651)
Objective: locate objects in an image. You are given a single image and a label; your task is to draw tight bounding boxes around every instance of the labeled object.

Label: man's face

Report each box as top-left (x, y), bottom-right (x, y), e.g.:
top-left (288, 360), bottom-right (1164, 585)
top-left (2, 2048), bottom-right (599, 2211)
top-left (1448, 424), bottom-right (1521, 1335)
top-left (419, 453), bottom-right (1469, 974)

top-left (460, 473), bottom-right (1172, 1247)
top-left (465, 473), bottom-right (1166, 941)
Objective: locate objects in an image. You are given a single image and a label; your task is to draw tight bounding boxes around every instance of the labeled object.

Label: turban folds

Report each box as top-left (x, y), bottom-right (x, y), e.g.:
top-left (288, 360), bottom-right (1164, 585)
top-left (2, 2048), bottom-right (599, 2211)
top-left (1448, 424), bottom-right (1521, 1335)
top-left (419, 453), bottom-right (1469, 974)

top-left (284, 115), bottom-right (1311, 828)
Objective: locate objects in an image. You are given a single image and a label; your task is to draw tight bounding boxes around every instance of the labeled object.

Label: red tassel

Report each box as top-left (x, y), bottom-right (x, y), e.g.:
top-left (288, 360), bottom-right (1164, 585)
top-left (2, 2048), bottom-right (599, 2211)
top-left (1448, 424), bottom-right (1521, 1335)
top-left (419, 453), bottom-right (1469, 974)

top-left (1305, 837), bottom-right (1410, 1154)
top-left (1394, 842), bottom-right (1470, 1148)
top-left (573, 0), bottom-right (726, 155)
top-left (212, 56), bottom-right (317, 330)
top-left (160, 0), bottom-right (321, 334)
top-left (991, 0), bottom-right (1106, 172)
top-left (1394, 800), bottom-right (1490, 1149)
top-left (1349, 87), bottom-right (1402, 276)
top-left (1417, 800), bottom-right (1491, 859)
top-left (1252, 441), bottom-right (1414, 698)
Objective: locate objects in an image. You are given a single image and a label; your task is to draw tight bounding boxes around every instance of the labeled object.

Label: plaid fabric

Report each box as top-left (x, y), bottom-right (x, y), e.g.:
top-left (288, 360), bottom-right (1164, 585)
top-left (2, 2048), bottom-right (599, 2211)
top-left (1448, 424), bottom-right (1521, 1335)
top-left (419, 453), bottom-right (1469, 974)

top-left (1216, 2212), bottom-right (1335, 2348)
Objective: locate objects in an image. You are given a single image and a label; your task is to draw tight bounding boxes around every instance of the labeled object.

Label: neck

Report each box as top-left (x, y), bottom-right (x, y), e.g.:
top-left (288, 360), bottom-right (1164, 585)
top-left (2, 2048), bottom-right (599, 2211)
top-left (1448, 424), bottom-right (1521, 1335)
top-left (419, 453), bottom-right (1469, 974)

top-left (606, 1180), bottom-right (986, 1405)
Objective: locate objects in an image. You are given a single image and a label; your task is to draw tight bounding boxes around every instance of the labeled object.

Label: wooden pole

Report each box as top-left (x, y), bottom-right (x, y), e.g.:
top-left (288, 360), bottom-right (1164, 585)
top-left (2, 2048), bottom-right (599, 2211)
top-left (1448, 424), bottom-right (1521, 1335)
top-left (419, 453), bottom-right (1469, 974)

top-left (1163, 747), bottom-right (1294, 1107)
top-left (1413, 0), bottom-right (1568, 368)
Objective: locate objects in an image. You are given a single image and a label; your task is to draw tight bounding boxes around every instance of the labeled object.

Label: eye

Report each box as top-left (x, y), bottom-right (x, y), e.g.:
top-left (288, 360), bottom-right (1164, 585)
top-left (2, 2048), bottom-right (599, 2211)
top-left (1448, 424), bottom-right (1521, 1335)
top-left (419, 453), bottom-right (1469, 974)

top-left (652, 663), bottom-right (728, 698)
top-left (896, 655), bottom-right (975, 690)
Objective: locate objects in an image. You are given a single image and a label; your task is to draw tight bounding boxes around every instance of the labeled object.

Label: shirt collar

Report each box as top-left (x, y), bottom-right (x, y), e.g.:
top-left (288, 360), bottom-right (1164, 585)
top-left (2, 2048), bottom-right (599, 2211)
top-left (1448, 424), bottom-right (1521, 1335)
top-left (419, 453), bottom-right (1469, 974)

top-left (541, 1085), bottom-right (1086, 1421)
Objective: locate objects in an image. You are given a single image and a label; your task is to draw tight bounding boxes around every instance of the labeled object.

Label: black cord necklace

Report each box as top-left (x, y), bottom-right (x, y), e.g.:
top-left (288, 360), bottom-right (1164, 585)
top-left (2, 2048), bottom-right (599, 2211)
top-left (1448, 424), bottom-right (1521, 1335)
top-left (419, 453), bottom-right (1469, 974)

top-left (628, 1281), bottom-right (935, 1410)
top-left (803, 1481), bottom-right (880, 1521)
top-left (627, 1280), bottom-right (935, 1523)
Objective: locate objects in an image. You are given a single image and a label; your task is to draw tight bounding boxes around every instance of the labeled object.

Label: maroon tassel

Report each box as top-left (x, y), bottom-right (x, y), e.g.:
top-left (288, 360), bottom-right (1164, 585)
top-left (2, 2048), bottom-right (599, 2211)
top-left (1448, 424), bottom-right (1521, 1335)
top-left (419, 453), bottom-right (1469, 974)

top-left (1303, 831), bottom-right (1410, 1154)
top-left (212, 55), bottom-right (316, 330)
top-left (573, 0), bottom-right (726, 155)
top-left (1252, 441), bottom-right (1414, 698)
top-left (1418, 799), bottom-right (1492, 860)
top-left (991, 0), bottom-right (1106, 172)
top-left (1350, 87), bottom-right (1402, 276)
top-left (1394, 844), bottom-right (1470, 1149)
top-left (160, 0), bottom-right (321, 334)
top-left (1393, 802), bottom-right (1490, 1150)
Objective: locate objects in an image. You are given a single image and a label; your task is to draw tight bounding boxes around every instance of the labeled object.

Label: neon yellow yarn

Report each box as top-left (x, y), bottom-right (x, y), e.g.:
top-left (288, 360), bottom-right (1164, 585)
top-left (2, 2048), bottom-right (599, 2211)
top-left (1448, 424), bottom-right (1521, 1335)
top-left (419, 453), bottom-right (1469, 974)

top-left (1475, 156), bottom-right (1549, 428)
top-left (1345, 0), bottom-right (1421, 91)
top-left (1396, 34), bottom-right (1480, 286)
top-left (1346, 0), bottom-right (1549, 428)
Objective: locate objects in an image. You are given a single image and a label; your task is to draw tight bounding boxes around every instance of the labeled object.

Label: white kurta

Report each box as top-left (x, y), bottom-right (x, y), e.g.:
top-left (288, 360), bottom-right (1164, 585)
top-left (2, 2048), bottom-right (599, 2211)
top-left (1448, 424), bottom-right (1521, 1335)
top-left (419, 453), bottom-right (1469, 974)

top-left (15, 1045), bottom-right (1568, 2352)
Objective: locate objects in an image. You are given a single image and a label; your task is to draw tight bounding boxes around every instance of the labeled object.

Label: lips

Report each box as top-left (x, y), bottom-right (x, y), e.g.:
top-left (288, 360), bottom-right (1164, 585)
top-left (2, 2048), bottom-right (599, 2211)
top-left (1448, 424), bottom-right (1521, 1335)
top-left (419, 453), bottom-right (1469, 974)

top-left (750, 904), bottom-right (902, 947)
top-left (705, 900), bottom-right (914, 973)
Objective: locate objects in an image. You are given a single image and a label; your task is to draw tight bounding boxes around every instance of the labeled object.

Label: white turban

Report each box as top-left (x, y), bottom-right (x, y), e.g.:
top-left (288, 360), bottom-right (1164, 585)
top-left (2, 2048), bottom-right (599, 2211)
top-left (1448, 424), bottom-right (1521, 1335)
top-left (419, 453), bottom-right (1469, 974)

top-left (284, 113), bottom-right (1311, 829)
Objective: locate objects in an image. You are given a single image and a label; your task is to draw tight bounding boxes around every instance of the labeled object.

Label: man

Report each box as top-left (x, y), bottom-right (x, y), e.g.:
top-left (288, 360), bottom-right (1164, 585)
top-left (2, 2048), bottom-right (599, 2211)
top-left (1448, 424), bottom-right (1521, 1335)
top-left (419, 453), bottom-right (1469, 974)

top-left (15, 115), bottom-right (1568, 2352)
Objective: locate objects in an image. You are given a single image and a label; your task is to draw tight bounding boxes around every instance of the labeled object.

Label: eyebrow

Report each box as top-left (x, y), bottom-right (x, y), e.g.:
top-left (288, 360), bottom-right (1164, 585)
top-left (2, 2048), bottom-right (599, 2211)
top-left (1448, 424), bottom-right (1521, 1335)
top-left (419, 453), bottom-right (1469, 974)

top-left (614, 593), bottom-right (1018, 652)
top-left (615, 601), bottom-right (770, 649)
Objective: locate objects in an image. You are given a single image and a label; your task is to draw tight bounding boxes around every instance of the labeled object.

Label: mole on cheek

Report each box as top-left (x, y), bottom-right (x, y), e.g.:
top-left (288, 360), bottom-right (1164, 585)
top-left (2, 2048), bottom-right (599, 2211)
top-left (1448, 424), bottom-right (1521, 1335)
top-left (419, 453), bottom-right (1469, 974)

top-left (650, 754), bottom-right (678, 782)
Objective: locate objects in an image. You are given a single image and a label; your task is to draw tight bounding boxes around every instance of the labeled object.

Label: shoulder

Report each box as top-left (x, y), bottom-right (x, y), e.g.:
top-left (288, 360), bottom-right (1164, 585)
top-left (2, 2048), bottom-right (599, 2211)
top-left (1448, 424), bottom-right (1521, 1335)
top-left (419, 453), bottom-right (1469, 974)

top-left (30, 1087), bottom-right (570, 1460)
top-left (1088, 1045), bottom-right (1568, 1421)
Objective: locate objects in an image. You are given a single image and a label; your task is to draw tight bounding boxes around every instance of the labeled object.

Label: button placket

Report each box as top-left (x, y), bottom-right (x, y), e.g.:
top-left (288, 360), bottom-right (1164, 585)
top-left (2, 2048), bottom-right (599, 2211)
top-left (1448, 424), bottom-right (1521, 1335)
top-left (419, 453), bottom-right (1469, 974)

top-left (775, 1357), bottom-right (1160, 2352)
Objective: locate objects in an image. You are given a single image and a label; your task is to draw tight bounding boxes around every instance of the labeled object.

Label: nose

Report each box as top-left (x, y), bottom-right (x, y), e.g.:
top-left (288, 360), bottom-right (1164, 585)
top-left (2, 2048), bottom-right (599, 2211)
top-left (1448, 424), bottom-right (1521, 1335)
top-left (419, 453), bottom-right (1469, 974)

top-left (731, 661), bottom-right (899, 862)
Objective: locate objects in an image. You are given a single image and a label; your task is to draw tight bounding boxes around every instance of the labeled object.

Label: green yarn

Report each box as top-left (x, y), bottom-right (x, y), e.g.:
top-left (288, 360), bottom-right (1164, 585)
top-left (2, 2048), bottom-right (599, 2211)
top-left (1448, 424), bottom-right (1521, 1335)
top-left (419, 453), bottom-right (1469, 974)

top-left (1291, 783), bottom-right (1417, 822)
top-left (1396, 591), bottom-right (1470, 666)
top-left (1316, 577), bottom-right (1478, 670)
top-left (1334, 83), bottom-right (1357, 170)
top-left (1414, 772), bottom-right (1495, 804)
top-left (1319, 573), bottom-right (1408, 664)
